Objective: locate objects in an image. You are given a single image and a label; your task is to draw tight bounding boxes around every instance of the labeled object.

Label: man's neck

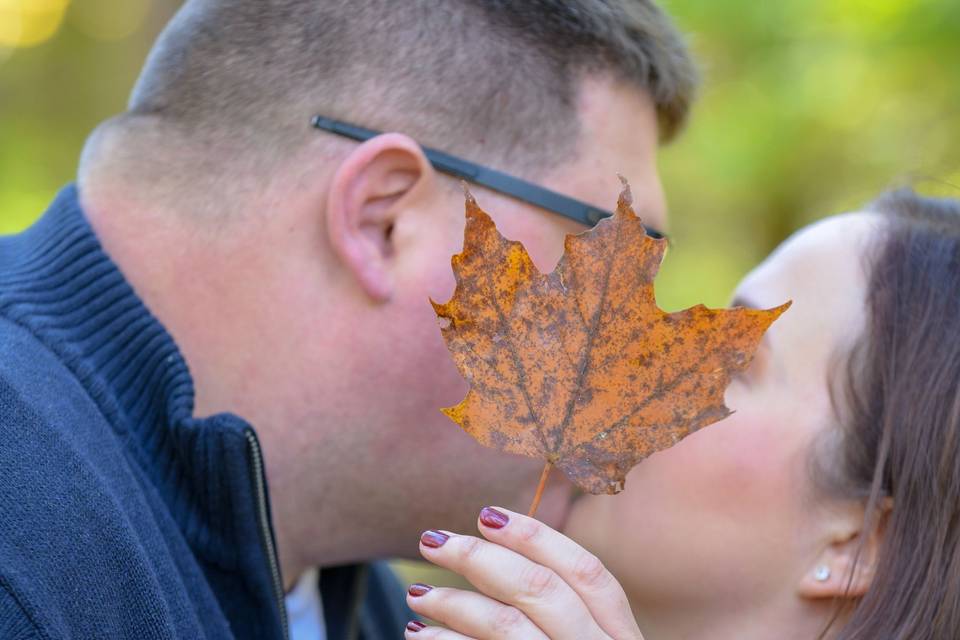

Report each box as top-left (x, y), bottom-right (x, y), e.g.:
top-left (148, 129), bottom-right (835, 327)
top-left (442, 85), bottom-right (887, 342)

top-left (79, 183), bottom-right (403, 585)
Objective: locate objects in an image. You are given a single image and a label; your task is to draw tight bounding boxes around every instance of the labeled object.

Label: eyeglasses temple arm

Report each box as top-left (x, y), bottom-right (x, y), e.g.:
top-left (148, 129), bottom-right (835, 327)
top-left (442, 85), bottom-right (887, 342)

top-left (311, 115), bottom-right (662, 235)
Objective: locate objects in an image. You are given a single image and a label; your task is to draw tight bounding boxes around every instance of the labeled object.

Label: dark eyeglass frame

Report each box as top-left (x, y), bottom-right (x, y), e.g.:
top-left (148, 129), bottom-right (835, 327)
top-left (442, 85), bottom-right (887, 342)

top-left (310, 115), bottom-right (666, 239)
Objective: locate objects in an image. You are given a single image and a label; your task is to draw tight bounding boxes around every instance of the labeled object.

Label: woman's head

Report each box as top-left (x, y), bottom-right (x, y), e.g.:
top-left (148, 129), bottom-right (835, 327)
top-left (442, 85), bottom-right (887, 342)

top-left (564, 190), bottom-right (960, 639)
top-left (824, 190), bottom-right (960, 639)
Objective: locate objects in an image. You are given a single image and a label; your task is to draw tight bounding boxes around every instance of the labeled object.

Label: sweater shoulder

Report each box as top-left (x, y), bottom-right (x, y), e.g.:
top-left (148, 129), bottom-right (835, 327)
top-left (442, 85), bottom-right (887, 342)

top-left (0, 577), bottom-right (46, 640)
top-left (0, 315), bottom-right (122, 476)
top-left (0, 315), bottom-right (95, 414)
top-left (0, 320), bottom-right (163, 638)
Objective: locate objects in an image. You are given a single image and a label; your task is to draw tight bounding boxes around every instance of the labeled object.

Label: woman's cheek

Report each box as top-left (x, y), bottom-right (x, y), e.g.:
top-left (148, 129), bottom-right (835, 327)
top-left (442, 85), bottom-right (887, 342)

top-left (646, 411), bottom-right (792, 514)
top-left (604, 411), bottom-right (803, 593)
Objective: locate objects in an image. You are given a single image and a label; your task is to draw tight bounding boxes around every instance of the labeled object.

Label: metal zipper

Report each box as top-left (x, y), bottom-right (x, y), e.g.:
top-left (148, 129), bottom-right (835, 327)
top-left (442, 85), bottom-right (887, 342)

top-left (245, 429), bottom-right (290, 640)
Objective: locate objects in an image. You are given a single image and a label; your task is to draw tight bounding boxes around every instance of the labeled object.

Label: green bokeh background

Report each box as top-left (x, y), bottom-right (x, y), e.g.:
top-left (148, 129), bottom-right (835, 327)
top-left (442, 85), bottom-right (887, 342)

top-left (1, 0), bottom-right (958, 310)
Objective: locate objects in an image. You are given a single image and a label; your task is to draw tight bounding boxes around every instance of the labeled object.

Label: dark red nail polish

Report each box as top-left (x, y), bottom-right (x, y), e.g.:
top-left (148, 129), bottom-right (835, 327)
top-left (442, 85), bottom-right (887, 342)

top-left (479, 506), bottom-right (510, 529)
top-left (408, 583), bottom-right (433, 597)
top-left (420, 530), bottom-right (449, 548)
top-left (407, 620), bottom-right (426, 632)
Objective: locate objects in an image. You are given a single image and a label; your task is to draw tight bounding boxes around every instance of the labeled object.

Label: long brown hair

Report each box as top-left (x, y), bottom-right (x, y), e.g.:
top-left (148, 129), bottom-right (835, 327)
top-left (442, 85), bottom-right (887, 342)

top-left (829, 189), bottom-right (960, 639)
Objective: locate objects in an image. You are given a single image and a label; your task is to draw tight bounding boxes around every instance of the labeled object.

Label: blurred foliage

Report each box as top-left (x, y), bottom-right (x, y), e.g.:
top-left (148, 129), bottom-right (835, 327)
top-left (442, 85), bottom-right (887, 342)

top-left (1, 0), bottom-right (958, 309)
top-left (655, 0), bottom-right (960, 308)
top-left (0, 0), bottom-right (175, 234)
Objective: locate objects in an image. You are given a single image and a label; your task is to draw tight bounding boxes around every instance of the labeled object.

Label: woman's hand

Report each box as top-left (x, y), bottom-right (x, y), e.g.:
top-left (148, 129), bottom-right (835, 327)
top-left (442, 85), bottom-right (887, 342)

top-left (404, 506), bottom-right (644, 640)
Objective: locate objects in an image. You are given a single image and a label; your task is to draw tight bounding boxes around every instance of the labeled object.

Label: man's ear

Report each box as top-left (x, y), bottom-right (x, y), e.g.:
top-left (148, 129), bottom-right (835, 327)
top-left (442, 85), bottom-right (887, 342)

top-left (798, 498), bottom-right (892, 600)
top-left (325, 133), bottom-right (433, 302)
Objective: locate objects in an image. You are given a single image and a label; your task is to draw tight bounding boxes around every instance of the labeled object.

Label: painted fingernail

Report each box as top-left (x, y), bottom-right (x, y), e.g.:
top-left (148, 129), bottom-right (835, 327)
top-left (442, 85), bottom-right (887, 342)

top-left (408, 583), bottom-right (433, 597)
top-left (479, 506), bottom-right (510, 529)
top-left (420, 529), bottom-right (449, 548)
top-left (407, 620), bottom-right (427, 632)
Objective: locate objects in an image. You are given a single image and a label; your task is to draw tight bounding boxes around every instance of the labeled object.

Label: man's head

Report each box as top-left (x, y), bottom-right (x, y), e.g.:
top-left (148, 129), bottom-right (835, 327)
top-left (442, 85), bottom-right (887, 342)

top-left (78, 0), bottom-right (696, 577)
top-left (84, 0), bottom-right (695, 213)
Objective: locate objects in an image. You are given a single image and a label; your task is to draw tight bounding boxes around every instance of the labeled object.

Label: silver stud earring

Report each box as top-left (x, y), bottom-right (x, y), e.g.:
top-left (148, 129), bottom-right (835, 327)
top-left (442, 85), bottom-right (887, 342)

top-left (814, 565), bottom-right (831, 582)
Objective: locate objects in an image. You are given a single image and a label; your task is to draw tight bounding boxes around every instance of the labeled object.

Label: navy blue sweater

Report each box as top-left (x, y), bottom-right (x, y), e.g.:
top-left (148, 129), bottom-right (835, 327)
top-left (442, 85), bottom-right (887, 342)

top-left (0, 186), bottom-right (411, 639)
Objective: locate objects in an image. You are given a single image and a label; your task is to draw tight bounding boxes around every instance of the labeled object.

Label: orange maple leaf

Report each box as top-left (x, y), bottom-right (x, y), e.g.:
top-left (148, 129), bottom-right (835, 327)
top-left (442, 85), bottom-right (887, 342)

top-left (432, 182), bottom-right (789, 511)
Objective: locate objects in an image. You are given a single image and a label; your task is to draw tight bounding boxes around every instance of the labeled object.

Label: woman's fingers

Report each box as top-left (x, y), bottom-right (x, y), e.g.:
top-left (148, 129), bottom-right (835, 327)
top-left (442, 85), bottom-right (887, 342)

top-left (418, 529), bottom-right (610, 640)
top-left (475, 507), bottom-right (643, 640)
top-left (404, 620), bottom-right (475, 640)
top-left (406, 584), bottom-right (548, 640)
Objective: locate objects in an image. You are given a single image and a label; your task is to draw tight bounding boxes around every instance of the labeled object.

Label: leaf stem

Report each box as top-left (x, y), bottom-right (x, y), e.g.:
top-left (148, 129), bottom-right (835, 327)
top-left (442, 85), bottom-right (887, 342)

top-left (527, 462), bottom-right (552, 517)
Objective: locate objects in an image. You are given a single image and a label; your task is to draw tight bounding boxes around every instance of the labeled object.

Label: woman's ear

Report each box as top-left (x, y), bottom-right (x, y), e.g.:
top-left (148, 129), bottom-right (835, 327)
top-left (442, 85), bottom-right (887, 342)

top-left (798, 498), bottom-right (892, 600)
top-left (325, 133), bottom-right (434, 302)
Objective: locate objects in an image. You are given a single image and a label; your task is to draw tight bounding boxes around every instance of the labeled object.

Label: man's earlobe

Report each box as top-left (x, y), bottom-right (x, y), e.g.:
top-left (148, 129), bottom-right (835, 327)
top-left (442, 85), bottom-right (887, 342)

top-left (325, 133), bottom-right (433, 302)
top-left (798, 498), bottom-right (891, 601)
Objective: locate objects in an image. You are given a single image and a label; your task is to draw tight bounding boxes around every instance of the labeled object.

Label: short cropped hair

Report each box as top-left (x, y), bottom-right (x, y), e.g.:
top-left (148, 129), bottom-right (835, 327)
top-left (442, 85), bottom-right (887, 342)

top-left (98, 0), bottom-right (696, 202)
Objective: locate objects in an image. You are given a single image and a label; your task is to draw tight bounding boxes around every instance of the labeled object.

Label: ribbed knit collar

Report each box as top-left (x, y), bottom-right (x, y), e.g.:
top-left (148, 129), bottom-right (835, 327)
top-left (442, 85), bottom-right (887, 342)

top-left (0, 184), bottom-right (276, 579)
